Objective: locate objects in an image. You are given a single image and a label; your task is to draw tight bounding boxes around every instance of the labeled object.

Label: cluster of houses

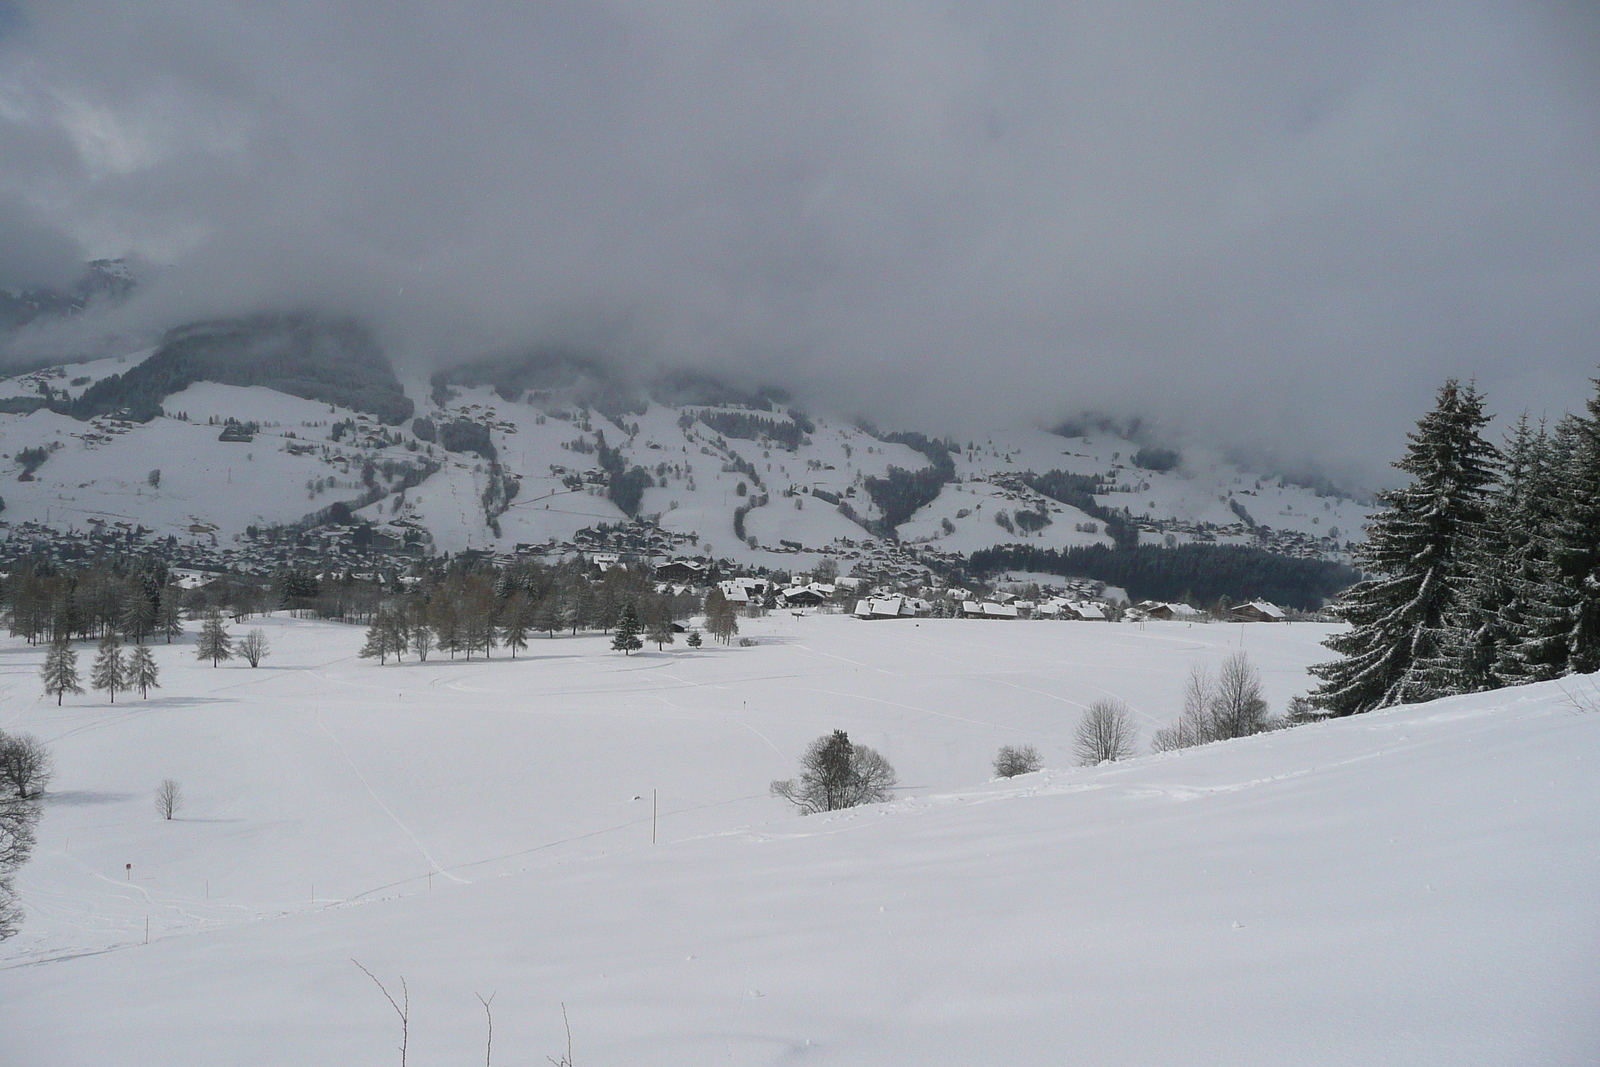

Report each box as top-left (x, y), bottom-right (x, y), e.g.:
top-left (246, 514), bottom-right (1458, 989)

top-left (851, 589), bottom-right (1292, 624)
top-left (716, 575), bottom-right (840, 610)
top-left (1130, 599), bottom-right (1287, 623)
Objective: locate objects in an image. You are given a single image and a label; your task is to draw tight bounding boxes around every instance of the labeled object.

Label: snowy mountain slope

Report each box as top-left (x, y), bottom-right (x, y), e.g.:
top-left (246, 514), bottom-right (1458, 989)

top-left (0, 350), bottom-right (1373, 570)
top-left (0, 616), bottom-right (1593, 1065)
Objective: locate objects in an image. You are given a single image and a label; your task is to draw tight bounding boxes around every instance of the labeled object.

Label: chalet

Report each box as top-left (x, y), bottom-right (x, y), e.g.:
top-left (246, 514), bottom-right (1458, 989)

top-left (1230, 600), bottom-right (1286, 623)
top-left (962, 601), bottom-right (1020, 620)
top-left (1135, 601), bottom-right (1201, 622)
top-left (854, 595), bottom-right (925, 619)
top-left (653, 559), bottom-right (709, 583)
top-left (779, 582), bottom-right (833, 608)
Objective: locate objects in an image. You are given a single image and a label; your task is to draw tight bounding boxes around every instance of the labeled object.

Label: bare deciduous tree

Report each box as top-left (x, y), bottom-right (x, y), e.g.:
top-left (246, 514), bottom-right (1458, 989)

top-left (239, 629), bottom-right (270, 668)
top-left (1074, 699), bottom-right (1139, 765)
top-left (155, 778), bottom-right (183, 820)
top-left (0, 732), bottom-right (54, 799)
top-left (1151, 653), bottom-right (1274, 752)
top-left (772, 730), bottom-right (897, 813)
top-left (0, 796), bottom-right (39, 941)
top-left (1151, 665), bottom-right (1216, 753)
top-left (993, 743), bottom-right (1042, 778)
top-left (1211, 652), bottom-right (1270, 739)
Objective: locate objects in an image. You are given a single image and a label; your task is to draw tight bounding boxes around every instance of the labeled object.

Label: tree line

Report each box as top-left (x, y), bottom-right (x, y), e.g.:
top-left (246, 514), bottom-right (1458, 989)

top-left (968, 542), bottom-right (1357, 612)
top-left (1310, 376), bottom-right (1600, 715)
top-left (354, 562), bottom-right (716, 664)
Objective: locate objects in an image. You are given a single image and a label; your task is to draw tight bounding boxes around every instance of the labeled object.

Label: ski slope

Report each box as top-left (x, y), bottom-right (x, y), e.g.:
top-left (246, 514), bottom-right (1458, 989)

top-left (0, 616), bottom-right (1595, 1065)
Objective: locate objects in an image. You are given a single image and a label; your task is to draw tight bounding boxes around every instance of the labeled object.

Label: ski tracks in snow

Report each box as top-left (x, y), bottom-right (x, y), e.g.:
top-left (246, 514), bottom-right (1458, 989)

top-left (311, 708), bottom-right (469, 885)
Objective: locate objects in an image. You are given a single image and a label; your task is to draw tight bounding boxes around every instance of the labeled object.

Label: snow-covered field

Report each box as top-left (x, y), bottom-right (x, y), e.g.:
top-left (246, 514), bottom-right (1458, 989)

top-left (1, 615), bottom-right (1595, 1065)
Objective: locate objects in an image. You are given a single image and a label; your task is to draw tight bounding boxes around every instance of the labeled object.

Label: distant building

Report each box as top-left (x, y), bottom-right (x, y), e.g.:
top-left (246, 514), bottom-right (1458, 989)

top-left (653, 559), bottom-right (708, 583)
top-left (1229, 600), bottom-right (1286, 623)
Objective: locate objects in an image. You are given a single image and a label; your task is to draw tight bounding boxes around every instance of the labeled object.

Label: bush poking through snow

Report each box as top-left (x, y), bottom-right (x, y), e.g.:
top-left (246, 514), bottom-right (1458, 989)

top-left (772, 730), bottom-right (898, 813)
top-left (993, 744), bottom-right (1042, 778)
top-left (240, 629), bottom-right (270, 667)
top-left (1558, 676), bottom-right (1600, 715)
top-left (155, 779), bottom-right (183, 820)
top-left (1074, 699), bottom-right (1138, 765)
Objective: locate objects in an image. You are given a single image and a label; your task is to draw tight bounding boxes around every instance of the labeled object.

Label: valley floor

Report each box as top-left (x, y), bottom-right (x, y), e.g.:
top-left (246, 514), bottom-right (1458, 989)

top-left (0, 615), bottom-right (1594, 1065)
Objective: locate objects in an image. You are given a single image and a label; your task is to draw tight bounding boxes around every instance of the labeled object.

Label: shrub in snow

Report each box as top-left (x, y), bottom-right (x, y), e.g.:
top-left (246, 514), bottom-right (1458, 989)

top-left (993, 744), bottom-right (1042, 778)
top-left (772, 730), bottom-right (897, 814)
top-left (155, 779), bottom-right (183, 820)
top-left (1074, 699), bottom-right (1138, 765)
top-left (239, 629), bottom-right (271, 667)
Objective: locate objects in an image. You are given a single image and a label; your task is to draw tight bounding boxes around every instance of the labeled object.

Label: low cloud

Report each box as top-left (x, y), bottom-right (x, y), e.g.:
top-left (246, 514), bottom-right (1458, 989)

top-left (1, 2), bottom-right (1596, 484)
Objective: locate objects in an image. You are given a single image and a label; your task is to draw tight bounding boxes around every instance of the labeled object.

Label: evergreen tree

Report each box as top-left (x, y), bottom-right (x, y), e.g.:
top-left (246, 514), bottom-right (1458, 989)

top-left (1543, 377), bottom-right (1600, 674)
top-left (646, 598), bottom-right (676, 651)
top-left (196, 610), bottom-right (233, 667)
top-left (1497, 419), bottom-right (1573, 681)
top-left (91, 632), bottom-right (126, 703)
top-left (359, 612), bottom-right (397, 664)
top-left (39, 639), bottom-right (82, 706)
top-left (611, 603), bottom-right (643, 655)
top-left (120, 590), bottom-right (157, 645)
top-left (430, 595), bottom-right (461, 658)
top-left (128, 644), bottom-right (160, 698)
top-left (1309, 380), bottom-right (1498, 714)
top-left (157, 586), bottom-right (185, 643)
top-left (533, 596), bottom-right (561, 638)
top-left (686, 629), bottom-right (703, 648)
top-left (499, 592), bottom-right (530, 658)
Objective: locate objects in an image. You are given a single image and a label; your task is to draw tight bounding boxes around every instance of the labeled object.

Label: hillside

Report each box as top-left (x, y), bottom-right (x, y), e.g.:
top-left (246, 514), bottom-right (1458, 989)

top-left (0, 345), bottom-right (1372, 597)
top-left (0, 615), bottom-right (1594, 1065)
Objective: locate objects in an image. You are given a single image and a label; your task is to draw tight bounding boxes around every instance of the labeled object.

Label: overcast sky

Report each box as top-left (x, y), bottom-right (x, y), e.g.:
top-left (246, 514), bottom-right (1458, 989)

top-left (1, 2), bottom-right (1596, 484)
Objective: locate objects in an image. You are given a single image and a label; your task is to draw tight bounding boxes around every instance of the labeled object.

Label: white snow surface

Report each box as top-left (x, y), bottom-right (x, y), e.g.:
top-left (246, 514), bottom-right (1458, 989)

top-left (0, 615), bottom-right (1595, 1065)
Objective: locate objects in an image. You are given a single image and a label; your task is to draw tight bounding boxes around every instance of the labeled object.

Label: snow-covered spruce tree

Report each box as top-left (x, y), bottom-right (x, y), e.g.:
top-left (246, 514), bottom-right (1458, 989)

top-left (39, 638), bottom-right (82, 706)
top-left (91, 632), bottom-right (126, 703)
top-left (611, 603), bottom-right (643, 655)
top-left (1498, 418), bottom-right (1579, 681)
top-left (196, 609), bottom-right (233, 667)
top-left (1309, 380), bottom-right (1498, 715)
top-left (1521, 378), bottom-right (1600, 674)
top-left (1433, 414), bottom-right (1558, 689)
top-left (128, 644), bottom-right (160, 698)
